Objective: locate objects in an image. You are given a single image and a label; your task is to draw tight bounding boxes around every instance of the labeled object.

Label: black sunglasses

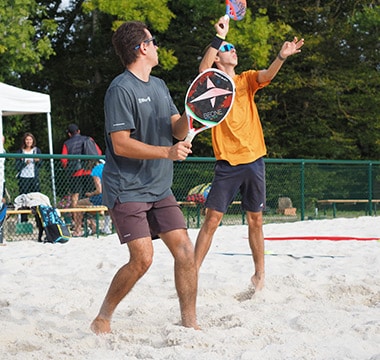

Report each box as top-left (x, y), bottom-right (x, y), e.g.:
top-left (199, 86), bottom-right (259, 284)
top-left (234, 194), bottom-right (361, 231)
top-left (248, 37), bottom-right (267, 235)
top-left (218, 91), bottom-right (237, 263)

top-left (134, 37), bottom-right (158, 50)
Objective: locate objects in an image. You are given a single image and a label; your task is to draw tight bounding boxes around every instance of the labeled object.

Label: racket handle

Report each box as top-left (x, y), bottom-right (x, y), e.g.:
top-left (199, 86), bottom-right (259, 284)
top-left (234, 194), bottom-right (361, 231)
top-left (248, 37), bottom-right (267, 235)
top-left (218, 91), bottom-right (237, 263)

top-left (185, 129), bottom-right (196, 143)
top-left (220, 14), bottom-right (230, 29)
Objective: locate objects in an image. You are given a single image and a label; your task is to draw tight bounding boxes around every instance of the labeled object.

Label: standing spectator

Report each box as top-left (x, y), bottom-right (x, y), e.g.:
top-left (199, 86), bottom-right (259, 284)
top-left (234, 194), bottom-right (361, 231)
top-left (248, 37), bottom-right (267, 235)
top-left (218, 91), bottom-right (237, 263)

top-left (15, 132), bottom-right (42, 222)
top-left (61, 123), bottom-right (102, 236)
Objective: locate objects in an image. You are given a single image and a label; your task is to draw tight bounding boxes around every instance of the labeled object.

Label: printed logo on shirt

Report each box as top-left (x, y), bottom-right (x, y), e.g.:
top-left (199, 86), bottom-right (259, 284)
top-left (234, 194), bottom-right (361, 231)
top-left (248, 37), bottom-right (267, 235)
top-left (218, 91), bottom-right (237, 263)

top-left (138, 96), bottom-right (151, 104)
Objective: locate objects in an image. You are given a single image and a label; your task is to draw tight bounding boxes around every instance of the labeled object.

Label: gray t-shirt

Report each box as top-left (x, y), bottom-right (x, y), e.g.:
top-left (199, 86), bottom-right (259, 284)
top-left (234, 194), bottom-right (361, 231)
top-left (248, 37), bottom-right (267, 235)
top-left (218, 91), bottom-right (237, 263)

top-left (102, 70), bottom-right (179, 208)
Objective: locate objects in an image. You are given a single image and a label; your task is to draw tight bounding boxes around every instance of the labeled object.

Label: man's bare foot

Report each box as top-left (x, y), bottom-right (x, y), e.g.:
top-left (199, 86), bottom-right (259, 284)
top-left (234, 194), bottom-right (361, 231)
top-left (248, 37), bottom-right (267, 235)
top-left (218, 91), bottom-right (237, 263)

top-left (251, 272), bottom-right (265, 292)
top-left (90, 317), bottom-right (111, 335)
top-left (181, 313), bottom-right (201, 330)
top-left (182, 321), bottom-right (201, 330)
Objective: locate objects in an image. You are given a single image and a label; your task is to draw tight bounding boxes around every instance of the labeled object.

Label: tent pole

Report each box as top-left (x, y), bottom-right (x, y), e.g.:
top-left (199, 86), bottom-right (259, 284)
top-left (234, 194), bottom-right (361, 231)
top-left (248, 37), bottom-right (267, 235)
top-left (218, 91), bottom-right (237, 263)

top-left (47, 113), bottom-right (57, 206)
top-left (0, 112), bottom-right (4, 202)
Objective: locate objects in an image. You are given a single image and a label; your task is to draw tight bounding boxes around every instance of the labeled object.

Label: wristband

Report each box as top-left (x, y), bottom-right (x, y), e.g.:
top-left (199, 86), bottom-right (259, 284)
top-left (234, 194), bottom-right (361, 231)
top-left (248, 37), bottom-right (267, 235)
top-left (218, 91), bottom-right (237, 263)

top-left (277, 53), bottom-right (286, 61)
top-left (211, 35), bottom-right (224, 50)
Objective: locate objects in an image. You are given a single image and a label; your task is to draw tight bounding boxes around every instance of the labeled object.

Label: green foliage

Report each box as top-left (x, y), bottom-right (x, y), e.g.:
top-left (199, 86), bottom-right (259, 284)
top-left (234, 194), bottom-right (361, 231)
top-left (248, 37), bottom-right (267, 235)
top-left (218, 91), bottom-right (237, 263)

top-left (229, 8), bottom-right (286, 69)
top-left (260, 1), bottom-right (380, 160)
top-left (83, 0), bottom-right (175, 31)
top-left (0, 0), bottom-right (56, 82)
top-left (157, 48), bottom-right (178, 70)
top-left (1, 0), bottom-right (378, 161)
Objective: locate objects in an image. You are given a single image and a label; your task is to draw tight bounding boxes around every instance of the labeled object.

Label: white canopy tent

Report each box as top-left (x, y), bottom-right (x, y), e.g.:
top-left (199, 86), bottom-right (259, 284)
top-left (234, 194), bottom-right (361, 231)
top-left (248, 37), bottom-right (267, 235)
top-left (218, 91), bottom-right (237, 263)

top-left (0, 82), bottom-right (56, 203)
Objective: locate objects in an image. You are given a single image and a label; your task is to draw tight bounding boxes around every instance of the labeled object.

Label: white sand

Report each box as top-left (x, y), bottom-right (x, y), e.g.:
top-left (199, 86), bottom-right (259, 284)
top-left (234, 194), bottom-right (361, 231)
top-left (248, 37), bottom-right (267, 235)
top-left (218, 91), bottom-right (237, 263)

top-left (1, 216), bottom-right (379, 360)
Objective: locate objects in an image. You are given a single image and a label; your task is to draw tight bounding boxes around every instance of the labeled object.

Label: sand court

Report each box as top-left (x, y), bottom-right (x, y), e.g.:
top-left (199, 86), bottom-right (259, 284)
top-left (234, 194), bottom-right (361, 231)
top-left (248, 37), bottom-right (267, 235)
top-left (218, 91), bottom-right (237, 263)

top-left (0, 216), bottom-right (379, 359)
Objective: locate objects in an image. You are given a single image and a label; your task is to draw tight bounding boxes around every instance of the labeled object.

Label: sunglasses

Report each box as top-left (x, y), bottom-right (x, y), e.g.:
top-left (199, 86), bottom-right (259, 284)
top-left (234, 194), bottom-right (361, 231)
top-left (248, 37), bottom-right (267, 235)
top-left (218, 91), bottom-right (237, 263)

top-left (134, 37), bottom-right (158, 50)
top-left (219, 43), bottom-right (235, 53)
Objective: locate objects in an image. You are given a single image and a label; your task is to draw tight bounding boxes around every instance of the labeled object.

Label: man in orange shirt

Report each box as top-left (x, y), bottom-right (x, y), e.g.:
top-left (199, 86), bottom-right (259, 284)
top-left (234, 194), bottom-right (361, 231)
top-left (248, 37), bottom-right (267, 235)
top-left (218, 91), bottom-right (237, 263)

top-left (194, 16), bottom-right (304, 291)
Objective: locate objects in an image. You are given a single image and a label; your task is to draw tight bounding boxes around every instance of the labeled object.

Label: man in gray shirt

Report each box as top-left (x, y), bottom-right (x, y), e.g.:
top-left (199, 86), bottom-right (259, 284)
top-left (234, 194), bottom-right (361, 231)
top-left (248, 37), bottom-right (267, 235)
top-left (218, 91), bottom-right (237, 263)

top-left (91, 21), bottom-right (198, 334)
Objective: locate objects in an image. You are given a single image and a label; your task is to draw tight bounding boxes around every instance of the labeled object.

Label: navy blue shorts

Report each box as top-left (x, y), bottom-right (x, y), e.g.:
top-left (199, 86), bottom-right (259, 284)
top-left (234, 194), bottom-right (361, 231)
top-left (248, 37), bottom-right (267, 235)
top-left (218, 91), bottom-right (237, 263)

top-left (205, 158), bottom-right (266, 213)
top-left (109, 195), bottom-right (186, 244)
top-left (90, 194), bottom-right (102, 206)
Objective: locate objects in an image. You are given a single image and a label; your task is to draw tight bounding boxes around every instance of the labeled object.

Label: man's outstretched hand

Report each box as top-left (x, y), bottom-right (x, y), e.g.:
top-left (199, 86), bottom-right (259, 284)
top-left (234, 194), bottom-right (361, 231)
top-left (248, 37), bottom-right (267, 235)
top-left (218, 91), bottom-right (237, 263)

top-left (279, 37), bottom-right (305, 59)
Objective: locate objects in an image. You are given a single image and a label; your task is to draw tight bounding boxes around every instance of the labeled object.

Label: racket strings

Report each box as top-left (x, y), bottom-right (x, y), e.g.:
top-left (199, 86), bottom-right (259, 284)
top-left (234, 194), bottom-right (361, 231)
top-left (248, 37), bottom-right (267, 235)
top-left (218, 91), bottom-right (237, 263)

top-left (227, 0), bottom-right (246, 21)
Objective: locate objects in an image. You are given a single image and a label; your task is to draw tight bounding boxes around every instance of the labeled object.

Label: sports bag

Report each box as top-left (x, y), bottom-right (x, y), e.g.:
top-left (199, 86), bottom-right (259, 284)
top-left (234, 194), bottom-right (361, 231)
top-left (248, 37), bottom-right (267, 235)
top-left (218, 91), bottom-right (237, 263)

top-left (186, 183), bottom-right (211, 204)
top-left (32, 205), bottom-right (71, 243)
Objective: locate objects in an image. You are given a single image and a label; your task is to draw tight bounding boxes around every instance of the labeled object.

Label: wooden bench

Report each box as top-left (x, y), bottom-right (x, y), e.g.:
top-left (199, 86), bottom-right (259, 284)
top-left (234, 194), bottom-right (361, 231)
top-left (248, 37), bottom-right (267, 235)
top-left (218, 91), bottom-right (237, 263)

top-left (316, 199), bottom-right (380, 217)
top-left (6, 206), bottom-right (109, 238)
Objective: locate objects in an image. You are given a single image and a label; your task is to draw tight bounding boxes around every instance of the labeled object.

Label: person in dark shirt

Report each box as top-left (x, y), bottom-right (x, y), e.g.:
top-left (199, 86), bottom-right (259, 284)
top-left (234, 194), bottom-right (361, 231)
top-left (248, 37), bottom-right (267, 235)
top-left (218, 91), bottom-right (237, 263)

top-left (90, 21), bottom-right (198, 335)
top-left (61, 124), bottom-right (102, 236)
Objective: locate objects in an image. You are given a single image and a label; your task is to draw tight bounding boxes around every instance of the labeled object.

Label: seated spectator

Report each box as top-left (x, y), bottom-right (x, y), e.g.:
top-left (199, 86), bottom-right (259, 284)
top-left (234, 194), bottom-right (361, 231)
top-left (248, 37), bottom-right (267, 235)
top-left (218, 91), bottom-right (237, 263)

top-left (74, 160), bottom-right (110, 236)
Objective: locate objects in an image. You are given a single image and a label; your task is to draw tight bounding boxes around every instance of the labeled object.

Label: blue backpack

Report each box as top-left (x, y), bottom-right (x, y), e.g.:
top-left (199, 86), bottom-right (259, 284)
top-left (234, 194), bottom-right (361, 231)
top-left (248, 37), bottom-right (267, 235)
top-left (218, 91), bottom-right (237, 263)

top-left (32, 205), bottom-right (71, 243)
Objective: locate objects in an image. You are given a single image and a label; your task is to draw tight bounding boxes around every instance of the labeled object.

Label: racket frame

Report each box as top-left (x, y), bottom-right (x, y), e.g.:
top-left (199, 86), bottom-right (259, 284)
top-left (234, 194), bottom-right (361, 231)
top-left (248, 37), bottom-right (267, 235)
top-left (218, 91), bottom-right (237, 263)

top-left (225, 0), bottom-right (247, 21)
top-left (184, 68), bottom-right (235, 142)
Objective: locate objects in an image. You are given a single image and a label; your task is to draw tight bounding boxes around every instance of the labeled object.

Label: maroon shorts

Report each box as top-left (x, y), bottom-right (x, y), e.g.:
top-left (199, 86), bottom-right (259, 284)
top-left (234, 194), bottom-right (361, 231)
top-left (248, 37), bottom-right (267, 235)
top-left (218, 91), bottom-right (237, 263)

top-left (109, 195), bottom-right (186, 244)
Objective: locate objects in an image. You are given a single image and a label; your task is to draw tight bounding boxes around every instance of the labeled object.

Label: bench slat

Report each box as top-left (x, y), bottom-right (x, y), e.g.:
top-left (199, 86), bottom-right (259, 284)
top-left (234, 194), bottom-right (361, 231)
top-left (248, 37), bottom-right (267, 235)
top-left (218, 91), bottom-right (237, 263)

top-left (7, 206), bottom-right (108, 215)
top-left (317, 199), bottom-right (380, 204)
top-left (316, 199), bottom-right (379, 218)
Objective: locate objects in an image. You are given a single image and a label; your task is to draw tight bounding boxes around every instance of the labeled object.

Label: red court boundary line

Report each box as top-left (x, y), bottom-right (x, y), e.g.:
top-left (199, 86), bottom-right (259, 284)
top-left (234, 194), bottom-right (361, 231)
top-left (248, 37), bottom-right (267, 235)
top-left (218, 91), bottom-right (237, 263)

top-left (264, 236), bottom-right (379, 241)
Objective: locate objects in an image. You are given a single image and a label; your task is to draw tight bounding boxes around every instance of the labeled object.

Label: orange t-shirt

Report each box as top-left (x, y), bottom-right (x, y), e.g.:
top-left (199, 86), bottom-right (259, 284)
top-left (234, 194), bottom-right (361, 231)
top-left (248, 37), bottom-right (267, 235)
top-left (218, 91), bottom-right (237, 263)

top-left (211, 70), bottom-right (270, 166)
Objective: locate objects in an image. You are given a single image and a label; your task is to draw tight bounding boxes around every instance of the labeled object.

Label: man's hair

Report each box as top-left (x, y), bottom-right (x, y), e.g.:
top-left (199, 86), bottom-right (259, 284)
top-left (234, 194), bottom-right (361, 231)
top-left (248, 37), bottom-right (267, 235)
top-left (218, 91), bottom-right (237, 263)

top-left (66, 123), bottom-right (79, 135)
top-left (112, 21), bottom-right (148, 67)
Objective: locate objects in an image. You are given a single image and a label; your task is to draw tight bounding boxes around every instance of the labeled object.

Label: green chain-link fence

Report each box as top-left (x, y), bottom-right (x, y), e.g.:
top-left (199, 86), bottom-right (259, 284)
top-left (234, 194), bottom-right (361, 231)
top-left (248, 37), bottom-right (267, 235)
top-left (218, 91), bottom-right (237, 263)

top-left (174, 158), bottom-right (380, 226)
top-left (2, 154), bottom-right (380, 241)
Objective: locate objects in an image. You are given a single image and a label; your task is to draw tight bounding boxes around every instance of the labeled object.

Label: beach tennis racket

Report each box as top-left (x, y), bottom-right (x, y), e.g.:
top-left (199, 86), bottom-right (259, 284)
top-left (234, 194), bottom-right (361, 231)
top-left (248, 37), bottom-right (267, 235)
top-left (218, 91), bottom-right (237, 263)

top-left (185, 68), bottom-right (235, 142)
top-left (225, 0), bottom-right (247, 21)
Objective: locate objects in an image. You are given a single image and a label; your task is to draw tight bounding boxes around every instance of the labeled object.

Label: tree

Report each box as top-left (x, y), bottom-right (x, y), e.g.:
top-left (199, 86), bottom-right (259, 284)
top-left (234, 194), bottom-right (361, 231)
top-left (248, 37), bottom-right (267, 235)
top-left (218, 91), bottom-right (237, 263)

top-left (0, 0), bottom-right (56, 83)
top-left (152, 1), bottom-right (290, 156)
top-left (0, 0), bottom-right (57, 151)
top-left (15, 0), bottom-right (181, 152)
top-left (258, 0), bottom-right (380, 160)
top-left (2, 0), bottom-right (378, 161)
